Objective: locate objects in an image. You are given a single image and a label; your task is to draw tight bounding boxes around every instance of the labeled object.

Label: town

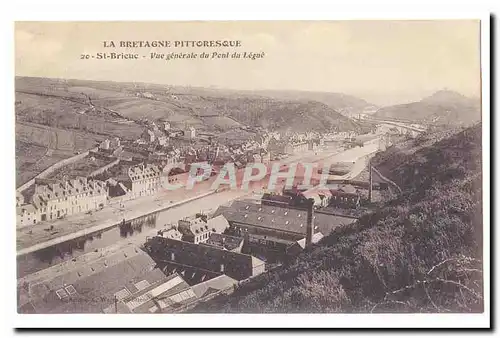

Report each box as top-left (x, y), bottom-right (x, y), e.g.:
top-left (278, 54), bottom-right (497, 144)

top-left (16, 112), bottom-right (421, 314)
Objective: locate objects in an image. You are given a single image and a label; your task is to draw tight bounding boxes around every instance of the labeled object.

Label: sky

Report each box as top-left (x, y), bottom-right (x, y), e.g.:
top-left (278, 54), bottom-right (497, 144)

top-left (15, 21), bottom-right (481, 106)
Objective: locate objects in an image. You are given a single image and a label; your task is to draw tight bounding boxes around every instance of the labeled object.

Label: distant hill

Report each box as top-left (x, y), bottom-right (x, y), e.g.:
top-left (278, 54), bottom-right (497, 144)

top-left (248, 90), bottom-right (377, 118)
top-left (190, 123), bottom-right (483, 313)
top-left (374, 90), bottom-right (480, 125)
top-left (15, 76), bottom-right (369, 133)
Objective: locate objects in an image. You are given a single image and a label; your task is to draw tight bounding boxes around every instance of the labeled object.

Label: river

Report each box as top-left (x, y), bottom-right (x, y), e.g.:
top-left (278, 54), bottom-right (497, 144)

top-left (17, 141), bottom-right (379, 279)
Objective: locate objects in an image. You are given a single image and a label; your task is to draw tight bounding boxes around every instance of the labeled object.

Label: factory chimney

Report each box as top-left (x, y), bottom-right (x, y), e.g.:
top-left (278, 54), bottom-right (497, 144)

top-left (306, 198), bottom-right (315, 247)
top-left (368, 160), bottom-right (373, 203)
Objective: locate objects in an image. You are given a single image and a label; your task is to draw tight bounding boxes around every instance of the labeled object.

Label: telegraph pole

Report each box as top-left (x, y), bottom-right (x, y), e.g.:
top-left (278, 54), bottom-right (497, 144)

top-left (368, 160), bottom-right (373, 203)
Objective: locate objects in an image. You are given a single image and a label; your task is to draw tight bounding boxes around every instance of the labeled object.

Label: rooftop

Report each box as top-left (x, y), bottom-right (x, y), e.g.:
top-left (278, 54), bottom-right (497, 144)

top-left (203, 233), bottom-right (244, 251)
top-left (191, 274), bottom-right (238, 298)
top-left (20, 245), bottom-right (163, 314)
top-left (213, 199), bottom-right (356, 236)
top-left (31, 177), bottom-right (107, 209)
top-left (109, 273), bottom-right (194, 314)
top-left (144, 237), bottom-right (265, 281)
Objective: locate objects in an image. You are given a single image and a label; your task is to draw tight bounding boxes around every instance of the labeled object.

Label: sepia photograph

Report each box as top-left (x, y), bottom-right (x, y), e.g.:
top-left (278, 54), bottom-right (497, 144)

top-left (10, 15), bottom-right (490, 329)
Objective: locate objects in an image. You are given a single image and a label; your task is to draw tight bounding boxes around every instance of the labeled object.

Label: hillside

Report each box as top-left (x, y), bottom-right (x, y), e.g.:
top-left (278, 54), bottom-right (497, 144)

top-left (248, 90), bottom-right (377, 117)
top-left (190, 123), bottom-right (483, 313)
top-left (15, 76), bottom-right (373, 186)
top-left (374, 90), bottom-right (480, 125)
top-left (15, 76), bottom-right (368, 133)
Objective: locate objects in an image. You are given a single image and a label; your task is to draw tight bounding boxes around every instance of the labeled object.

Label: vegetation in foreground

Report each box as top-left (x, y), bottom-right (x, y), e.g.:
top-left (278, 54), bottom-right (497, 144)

top-left (191, 123), bottom-right (483, 313)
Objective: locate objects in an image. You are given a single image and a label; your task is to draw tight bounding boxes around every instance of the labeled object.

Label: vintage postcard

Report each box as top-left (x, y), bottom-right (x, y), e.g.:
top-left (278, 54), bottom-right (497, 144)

top-left (13, 19), bottom-right (489, 328)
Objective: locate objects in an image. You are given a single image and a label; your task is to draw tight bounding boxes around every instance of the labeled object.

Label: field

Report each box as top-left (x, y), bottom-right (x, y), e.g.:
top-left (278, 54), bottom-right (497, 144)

top-left (16, 92), bottom-right (143, 140)
top-left (16, 76), bottom-right (371, 133)
top-left (16, 141), bottom-right (75, 187)
top-left (15, 121), bottom-right (110, 187)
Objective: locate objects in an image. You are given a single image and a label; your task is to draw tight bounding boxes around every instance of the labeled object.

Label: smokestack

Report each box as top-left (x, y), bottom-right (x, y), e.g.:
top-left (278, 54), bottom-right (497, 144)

top-left (306, 198), bottom-right (314, 247)
top-left (369, 160), bottom-right (373, 203)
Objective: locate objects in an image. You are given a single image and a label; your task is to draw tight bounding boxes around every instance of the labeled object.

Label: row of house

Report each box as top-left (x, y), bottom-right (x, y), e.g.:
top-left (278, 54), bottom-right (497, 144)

top-left (112, 162), bottom-right (194, 198)
top-left (17, 160), bottom-right (188, 226)
top-left (17, 177), bottom-right (108, 226)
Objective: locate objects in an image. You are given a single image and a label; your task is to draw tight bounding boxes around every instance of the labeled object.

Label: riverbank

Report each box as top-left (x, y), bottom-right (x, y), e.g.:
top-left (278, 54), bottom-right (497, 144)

top-left (16, 181), bottom-right (217, 255)
top-left (16, 143), bottom-right (376, 258)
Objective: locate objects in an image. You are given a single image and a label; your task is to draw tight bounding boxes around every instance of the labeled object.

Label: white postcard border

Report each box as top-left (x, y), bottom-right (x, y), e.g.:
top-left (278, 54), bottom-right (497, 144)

top-left (1, 0), bottom-right (492, 330)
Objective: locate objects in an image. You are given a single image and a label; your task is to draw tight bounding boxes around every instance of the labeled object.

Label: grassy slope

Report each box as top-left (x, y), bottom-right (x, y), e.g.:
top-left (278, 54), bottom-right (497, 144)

top-left (15, 76), bottom-right (369, 133)
top-left (191, 123), bottom-right (483, 313)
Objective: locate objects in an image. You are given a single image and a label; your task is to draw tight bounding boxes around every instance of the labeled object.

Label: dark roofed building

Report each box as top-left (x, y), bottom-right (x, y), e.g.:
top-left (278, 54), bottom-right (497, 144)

top-left (203, 233), bottom-right (244, 252)
top-left (19, 245), bottom-right (167, 314)
top-left (207, 215), bottom-right (230, 233)
top-left (261, 193), bottom-right (294, 207)
top-left (213, 199), bottom-right (356, 239)
top-left (160, 262), bottom-right (221, 285)
top-left (329, 187), bottom-right (361, 209)
top-left (144, 237), bottom-right (265, 281)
